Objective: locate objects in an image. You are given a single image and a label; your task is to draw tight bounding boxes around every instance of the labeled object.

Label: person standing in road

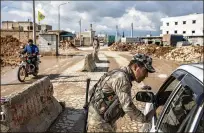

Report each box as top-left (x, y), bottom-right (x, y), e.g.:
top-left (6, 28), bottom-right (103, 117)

top-left (92, 36), bottom-right (100, 62)
top-left (87, 53), bottom-right (156, 132)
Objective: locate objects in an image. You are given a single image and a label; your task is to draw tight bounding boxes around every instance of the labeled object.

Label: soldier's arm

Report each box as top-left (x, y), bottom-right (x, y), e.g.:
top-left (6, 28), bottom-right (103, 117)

top-left (110, 75), bottom-right (147, 122)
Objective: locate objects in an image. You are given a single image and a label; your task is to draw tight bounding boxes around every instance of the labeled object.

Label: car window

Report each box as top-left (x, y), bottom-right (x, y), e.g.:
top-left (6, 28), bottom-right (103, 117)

top-left (164, 77), bottom-right (180, 92)
top-left (158, 86), bottom-right (196, 132)
top-left (156, 77), bottom-right (180, 118)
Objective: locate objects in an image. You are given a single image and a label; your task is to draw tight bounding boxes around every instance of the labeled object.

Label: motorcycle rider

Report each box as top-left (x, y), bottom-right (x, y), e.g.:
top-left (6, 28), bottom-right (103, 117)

top-left (87, 53), bottom-right (156, 132)
top-left (21, 39), bottom-right (39, 72)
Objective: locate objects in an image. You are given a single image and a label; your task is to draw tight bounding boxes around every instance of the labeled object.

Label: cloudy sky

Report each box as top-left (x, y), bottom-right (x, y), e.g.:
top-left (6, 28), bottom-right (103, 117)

top-left (1, 1), bottom-right (203, 36)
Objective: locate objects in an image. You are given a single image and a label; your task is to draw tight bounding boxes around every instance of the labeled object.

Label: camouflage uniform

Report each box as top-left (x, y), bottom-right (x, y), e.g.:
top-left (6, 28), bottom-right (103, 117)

top-left (92, 38), bottom-right (100, 62)
top-left (87, 66), bottom-right (146, 132)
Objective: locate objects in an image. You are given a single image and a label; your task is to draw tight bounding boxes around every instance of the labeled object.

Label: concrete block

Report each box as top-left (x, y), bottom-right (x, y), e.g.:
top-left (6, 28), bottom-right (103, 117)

top-left (82, 53), bottom-right (96, 72)
top-left (0, 76), bottom-right (62, 132)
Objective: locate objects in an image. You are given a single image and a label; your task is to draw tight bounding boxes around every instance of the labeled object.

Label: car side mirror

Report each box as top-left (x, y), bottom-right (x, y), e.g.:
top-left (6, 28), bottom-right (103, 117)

top-left (135, 91), bottom-right (155, 103)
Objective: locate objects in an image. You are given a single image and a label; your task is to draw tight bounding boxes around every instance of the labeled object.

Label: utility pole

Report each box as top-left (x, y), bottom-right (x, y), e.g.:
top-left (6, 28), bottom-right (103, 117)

top-left (33, 0), bottom-right (36, 44)
top-left (116, 25), bottom-right (118, 43)
top-left (28, 19), bottom-right (30, 39)
top-left (131, 22), bottom-right (133, 37)
top-left (58, 3), bottom-right (68, 31)
top-left (79, 19), bottom-right (81, 47)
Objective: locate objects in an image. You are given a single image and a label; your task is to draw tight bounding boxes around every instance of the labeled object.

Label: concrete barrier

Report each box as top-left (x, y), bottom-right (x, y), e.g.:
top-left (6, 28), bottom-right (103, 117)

top-left (82, 53), bottom-right (96, 72)
top-left (0, 76), bottom-right (62, 132)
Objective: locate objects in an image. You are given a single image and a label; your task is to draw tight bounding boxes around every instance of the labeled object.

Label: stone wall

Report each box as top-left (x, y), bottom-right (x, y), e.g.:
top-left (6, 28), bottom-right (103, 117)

top-left (1, 30), bottom-right (40, 44)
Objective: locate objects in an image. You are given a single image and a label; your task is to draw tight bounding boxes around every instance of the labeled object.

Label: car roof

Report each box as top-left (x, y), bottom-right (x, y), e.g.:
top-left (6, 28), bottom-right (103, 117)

top-left (176, 63), bottom-right (203, 83)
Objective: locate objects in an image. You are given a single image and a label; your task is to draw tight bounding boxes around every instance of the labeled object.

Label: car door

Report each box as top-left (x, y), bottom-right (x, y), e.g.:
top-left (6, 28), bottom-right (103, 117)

top-left (155, 73), bottom-right (203, 132)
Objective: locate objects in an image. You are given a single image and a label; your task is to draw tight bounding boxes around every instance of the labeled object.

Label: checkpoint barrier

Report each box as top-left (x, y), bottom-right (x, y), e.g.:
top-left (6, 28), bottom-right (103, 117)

top-left (0, 76), bottom-right (62, 132)
top-left (82, 53), bottom-right (97, 72)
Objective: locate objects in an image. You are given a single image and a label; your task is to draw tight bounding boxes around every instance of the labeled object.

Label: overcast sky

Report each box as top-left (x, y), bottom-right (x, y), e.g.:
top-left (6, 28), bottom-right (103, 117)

top-left (1, 1), bottom-right (203, 36)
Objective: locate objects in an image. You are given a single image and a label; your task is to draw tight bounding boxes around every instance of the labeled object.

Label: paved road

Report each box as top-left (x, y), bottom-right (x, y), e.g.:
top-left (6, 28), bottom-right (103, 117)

top-left (1, 47), bottom-right (179, 132)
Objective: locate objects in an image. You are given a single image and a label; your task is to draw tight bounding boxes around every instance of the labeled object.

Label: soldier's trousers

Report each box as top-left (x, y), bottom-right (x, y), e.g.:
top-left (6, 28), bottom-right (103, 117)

top-left (87, 105), bottom-right (116, 132)
top-left (92, 48), bottom-right (100, 62)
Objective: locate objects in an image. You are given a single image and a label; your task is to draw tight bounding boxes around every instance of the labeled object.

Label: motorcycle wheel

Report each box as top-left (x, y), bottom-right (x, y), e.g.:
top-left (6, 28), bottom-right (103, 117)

top-left (33, 71), bottom-right (38, 77)
top-left (17, 66), bottom-right (26, 82)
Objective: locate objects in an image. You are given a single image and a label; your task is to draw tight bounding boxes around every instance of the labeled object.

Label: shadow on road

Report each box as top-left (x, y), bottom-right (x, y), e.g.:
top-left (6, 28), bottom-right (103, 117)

top-left (51, 79), bottom-right (98, 83)
top-left (48, 107), bottom-right (85, 133)
top-left (58, 54), bottom-right (85, 57)
top-left (94, 67), bottom-right (109, 72)
top-left (1, 74), bottom-right (80, 86)
top-left (33, 74), bottom-right (80, 80)
top-left (97, 60), bottom-right (110, 63)
top-left (1, 81), bottom-right (33, 86)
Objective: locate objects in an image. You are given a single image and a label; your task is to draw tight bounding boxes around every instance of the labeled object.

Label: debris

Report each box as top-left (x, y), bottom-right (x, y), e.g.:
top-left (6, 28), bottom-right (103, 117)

top-left (59, 40), bottom-right (79, 51)
top-left (109, 43), bottom-right (133, 51)
top-left (163, 45), bottom-right (204, 63)
top-left (109, 42), bottom-right (203, 63)
top-left (1, 36), bottom-right (25, 67)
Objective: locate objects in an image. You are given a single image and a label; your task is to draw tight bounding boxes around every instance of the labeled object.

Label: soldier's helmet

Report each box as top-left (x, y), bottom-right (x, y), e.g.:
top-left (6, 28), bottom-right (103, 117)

top-left (132, 53), bottom-right (155, 73)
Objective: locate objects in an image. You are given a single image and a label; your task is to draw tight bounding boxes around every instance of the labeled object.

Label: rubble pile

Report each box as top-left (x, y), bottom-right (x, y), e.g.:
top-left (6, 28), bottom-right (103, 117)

top-left (110, 43), bottom-right (203, 63)
top-left (59, 40), bottom-right (79, 51)
top-left (1, 36), bottom-right (25, 67)
top-left (110, 43), bottom-right (133, 51)
top-left (163, 45), bottom-right (204, 63)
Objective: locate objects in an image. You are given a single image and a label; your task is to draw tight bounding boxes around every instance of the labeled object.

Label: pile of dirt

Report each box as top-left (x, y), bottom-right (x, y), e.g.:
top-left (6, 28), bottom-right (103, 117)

top-left (59, 40), bottom-right (79, 51)
top-left (1, 36), bottom-right (25, 67)
top-left (163, 45), bottom-right (204, 63)
top-left (109, 43), bottom-right (133, 51)
top-left (130, 44), bottom-right (174, 57)
top-left (110, 43), bottom-right (203, 63)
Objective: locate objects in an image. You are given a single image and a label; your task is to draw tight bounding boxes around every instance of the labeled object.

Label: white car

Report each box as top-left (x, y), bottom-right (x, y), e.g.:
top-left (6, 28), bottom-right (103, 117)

top-left (136, 63), bottom-right (204, 132)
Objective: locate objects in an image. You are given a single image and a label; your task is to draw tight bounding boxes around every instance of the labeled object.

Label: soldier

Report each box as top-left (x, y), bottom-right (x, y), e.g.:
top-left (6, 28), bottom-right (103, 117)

top-left (87, 53), bottom-right (156, 132)
top-left (92, 36), bottom-right (100, 62)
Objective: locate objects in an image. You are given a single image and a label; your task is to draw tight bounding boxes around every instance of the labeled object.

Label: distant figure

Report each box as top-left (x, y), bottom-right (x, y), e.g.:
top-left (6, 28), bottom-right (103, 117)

top-left (92, 36), bottom-right (100, 62)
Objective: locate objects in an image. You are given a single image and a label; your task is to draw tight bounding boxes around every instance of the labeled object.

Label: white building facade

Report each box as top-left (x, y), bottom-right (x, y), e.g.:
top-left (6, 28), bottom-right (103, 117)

top-left (160, 13), bottom-right (203, 36)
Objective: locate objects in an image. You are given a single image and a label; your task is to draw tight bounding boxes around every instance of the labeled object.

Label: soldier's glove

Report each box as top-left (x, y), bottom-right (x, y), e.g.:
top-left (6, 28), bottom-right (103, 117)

top-left (141, 85), bottom-right (152, 90)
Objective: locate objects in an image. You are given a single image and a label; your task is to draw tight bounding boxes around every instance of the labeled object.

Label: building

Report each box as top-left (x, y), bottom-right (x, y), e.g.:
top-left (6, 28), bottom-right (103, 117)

top-left (160, 13), bottom-right (203, 36)
top-left (2, 21), bottom-right (52, 31)
top-left (2, 21), bottom-right (40, 31)
top-left (121, 37), bottom-right (141, 44)
top-left (40, 24), bottom-right (52, 31)
top-left (38, 33), bottom-right (58, 55)
top-left (140, 36), bottom-right (162, 45)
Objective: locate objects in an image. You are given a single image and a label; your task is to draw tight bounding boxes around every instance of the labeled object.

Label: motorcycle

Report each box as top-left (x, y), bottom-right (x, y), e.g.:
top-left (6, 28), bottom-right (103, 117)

top-left (17, 53), bottom-right (41, 82)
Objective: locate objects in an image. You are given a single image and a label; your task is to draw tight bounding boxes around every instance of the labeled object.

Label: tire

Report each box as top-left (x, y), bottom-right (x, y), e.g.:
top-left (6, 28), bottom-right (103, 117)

top-left (33, 71), bottom-right (38, 77)
top-left (17, 66), bottom-right (26, 82)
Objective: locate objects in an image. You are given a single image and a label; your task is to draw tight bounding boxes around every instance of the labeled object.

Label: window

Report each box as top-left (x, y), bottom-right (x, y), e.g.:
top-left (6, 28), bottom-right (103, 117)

top-left (183, 31), bottom-right (186, 34)
top-left (192, 20), bottom-right (196, 24)
top-left (156, 77), bottom-right (180, 118)
top-left (175, 22), bottom-right (178, 25)
top-left (166, 23), bottom-right (169, 26)
top-left (183, 21), bottom-right (186, 24)
top-left (166, 31), bottom-right (169, 34)
top-left (30, 26), bottom-right (33, 30)
top-left (158, 86), bottom-right (196, 132)
top-left (192, 31), bottom-right (195, 34)
top-left (174, 30), bottom-right (177, 34)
